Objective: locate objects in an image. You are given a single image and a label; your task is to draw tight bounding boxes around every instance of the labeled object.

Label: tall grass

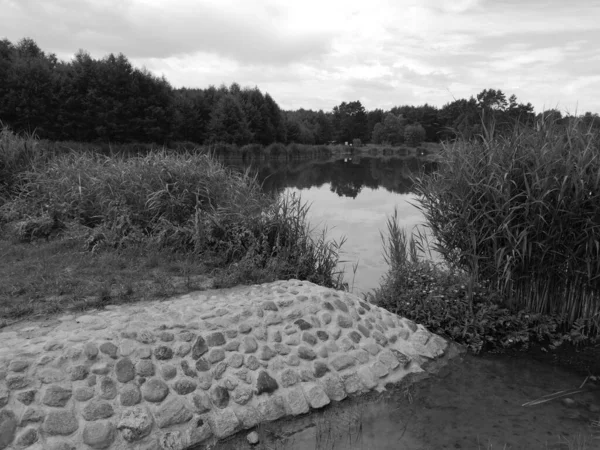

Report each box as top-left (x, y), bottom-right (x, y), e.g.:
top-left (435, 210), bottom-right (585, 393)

top-left (1, 129), bottom-right (347, 291)
top-left (413, 116), bottom-right (600, 331)
top-left (0, 126), bottom-right (43, 201)
top-left (16, 149), bottom-right (268, 232)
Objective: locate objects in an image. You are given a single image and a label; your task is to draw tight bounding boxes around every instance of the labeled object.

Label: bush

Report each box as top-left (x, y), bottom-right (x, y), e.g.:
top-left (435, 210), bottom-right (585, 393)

top-left (412, 117), bottom-right (600, 332)
top-left (369, 208), bottom-right (597, 353)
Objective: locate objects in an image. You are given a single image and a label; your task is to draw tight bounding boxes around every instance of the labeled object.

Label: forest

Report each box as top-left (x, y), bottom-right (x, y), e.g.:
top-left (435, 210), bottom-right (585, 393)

top-left (1, 37), bottom-right (599, 146)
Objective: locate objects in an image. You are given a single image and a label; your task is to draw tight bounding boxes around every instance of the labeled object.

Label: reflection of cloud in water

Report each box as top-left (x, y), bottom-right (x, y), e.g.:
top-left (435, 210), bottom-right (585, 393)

top-left (285, 184), bottom-right (426, 296)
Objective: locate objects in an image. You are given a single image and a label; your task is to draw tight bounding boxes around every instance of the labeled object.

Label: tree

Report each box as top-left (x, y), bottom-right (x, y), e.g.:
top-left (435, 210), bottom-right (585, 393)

top-left (264, 93), bottom-right (286, 142)
top-left (3, 46), bottom-right (55, 133)
top-left (314, 110), bottom-right (333, 144)
top-left (404, 124), bottom-right (426, 147)
top-left (171, 88), bottom-right (211, 143)
top-left (16, 37), bottom-right (45, 59)
top-left (367, 109), bottom-right (385, 142)
top-left (476, 89), bottom-right (508, 111)
top-left (208, 94), bottom-right (253, 145)
top-left (390, 104), bottom-right (442, 142)
top-left (581, 112), bottom-right (600, 132)
top-left (506, 94), bottom-right (535, 127)
top-left (438, 97), bottom-right (480, 140)
top-left (371, 113), bottom-right (407, 145)
top-left (332, 101), bottom-right (368, 143)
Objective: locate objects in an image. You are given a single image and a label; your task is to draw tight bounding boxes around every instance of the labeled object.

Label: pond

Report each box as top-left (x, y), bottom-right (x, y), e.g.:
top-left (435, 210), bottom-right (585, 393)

top-left (213, 154), bottom-right (600, 450)
top-left (221, 154), bottom-right (437, 296)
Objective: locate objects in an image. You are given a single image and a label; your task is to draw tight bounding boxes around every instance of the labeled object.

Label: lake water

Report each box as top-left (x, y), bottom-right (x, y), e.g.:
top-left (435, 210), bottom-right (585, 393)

top-left (222, 155), bottom-right (437, 296)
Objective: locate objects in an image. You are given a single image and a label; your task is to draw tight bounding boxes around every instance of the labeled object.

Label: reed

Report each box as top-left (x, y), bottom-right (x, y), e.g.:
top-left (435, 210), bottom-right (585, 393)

top-left (3, 137), bottom-right (346, 289)
top-left (413, 115), bottom-right (600, 331)
top-left (0, 126), bottom-right (44, 200)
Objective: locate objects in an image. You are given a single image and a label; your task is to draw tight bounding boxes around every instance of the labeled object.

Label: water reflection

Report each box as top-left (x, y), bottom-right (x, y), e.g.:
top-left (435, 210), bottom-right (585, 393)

top-left (221, 156), bottom-right (437, 295)
top-left (221, 155), bottom-right (436, 197)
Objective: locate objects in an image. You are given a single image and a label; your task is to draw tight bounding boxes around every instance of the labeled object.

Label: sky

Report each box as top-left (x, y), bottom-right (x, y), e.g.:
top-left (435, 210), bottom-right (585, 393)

top-left (2, 0), bottom-right (600, 114)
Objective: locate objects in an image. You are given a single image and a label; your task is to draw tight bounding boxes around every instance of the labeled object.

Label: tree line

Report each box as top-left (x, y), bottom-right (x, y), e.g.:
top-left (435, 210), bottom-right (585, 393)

top-left (1, 37), bottom-right (599, 146)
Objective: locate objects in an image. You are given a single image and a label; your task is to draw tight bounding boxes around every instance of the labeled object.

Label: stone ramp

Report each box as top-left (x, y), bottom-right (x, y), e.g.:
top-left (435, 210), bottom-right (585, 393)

top-left (0, 279), bottom-right (453, 450)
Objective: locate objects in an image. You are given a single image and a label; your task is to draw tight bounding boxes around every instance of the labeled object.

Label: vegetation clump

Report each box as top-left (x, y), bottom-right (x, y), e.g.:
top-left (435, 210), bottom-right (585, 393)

top-left (370, 116), bottom-right (600, 353)
top-left (0, 128), bottom-right (345, 325)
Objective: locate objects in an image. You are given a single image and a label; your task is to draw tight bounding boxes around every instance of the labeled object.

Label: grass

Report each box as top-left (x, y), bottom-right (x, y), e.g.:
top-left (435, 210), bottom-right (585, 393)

top-left (0, 127), bottom-right (346, 327)
top-left (0, 237), bottom-right (213, 327)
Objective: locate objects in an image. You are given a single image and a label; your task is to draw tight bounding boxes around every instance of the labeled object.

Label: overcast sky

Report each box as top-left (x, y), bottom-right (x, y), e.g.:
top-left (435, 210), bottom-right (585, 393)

top-left (2, 0), bottom-right (599, 114)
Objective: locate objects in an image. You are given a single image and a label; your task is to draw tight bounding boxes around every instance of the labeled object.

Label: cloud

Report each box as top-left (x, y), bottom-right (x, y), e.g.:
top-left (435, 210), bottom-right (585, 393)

top-left (1, 0), bottom-right (335, 64)
top-left (1, 0), bottom-right (599, 113)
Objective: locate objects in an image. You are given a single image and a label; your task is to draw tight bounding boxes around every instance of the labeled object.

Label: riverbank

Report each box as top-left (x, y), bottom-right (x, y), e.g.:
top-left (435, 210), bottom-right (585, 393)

top-left (209, 352), bottom-right (600, 450)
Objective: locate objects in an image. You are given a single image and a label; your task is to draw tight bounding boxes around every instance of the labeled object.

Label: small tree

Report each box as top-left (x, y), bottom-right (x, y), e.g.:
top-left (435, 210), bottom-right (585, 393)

top-left (352, 138), bottom-right (362, 147)
top-left (404, 123), bottom-right (426, 147)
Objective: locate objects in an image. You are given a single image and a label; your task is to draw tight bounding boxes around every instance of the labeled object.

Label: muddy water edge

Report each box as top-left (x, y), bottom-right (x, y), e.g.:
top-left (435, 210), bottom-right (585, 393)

top-left (206, 348), bottom-right (600, 450)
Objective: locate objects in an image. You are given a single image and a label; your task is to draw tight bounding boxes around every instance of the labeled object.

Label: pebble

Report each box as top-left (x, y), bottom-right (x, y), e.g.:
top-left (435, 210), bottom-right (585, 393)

top-left (247, 430), bottom-right (260, 445)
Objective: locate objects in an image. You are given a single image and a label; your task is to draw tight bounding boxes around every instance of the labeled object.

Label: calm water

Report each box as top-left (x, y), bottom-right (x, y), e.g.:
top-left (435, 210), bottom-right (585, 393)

top-left (222, 155), bottom-right (437, 296)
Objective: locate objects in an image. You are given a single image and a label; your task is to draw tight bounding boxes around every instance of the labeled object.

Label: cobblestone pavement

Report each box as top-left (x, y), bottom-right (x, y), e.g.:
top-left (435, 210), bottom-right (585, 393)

top-left (0, 279), bottom-right (455, 450)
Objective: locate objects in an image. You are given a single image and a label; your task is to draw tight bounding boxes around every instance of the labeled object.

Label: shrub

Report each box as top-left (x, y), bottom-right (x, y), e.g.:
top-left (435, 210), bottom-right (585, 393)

top-left (352, 138), bottom-right (362, 147)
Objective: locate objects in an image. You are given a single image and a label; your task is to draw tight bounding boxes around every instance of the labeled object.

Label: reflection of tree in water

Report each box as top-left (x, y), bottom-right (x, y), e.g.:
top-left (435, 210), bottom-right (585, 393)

top-left (221, 156), bottom-right (436, 198)
top-left (330, 178), bottom-right (363, 198)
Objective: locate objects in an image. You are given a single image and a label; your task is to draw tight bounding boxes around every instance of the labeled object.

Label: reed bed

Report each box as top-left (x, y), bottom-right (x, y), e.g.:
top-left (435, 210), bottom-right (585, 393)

top-left (9, 149), bottom-right (342, 286)
top-left (0, 129), bottom-right (347, 317)
top-left (413, 117), bottom-right (600, 331)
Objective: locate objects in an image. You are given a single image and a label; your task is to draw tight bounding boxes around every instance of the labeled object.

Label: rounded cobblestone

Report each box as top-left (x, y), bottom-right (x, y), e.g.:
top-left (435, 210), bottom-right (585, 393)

top-left (141, 378), bottom-right (169, 402)
top-left (0, 279), bottom-right (454, 450)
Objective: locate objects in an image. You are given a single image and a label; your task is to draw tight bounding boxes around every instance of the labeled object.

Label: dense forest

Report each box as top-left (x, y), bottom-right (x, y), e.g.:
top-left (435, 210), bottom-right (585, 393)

top-left (1, 37), bottom-right (599, 146)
